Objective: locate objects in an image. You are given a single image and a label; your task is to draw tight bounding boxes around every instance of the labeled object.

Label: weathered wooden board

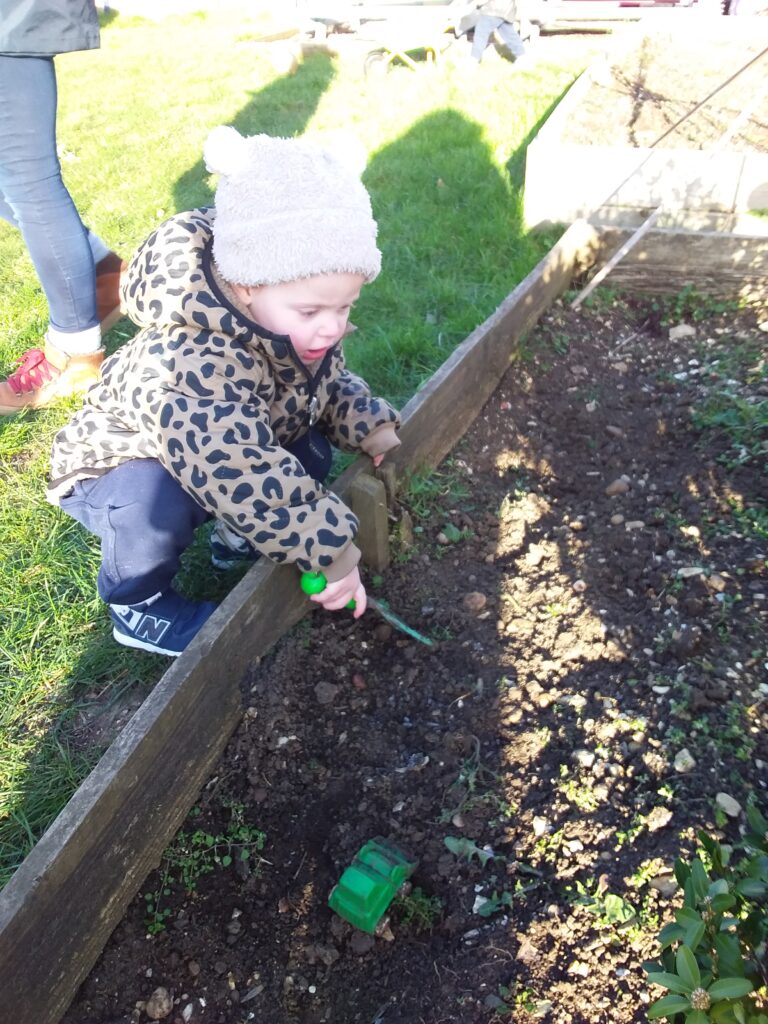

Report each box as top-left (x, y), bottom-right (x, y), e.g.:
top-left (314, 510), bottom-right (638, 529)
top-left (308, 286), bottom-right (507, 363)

top-left (589, 227), bottom-right (768, 302)
top-left (0, 218), bottom-right (596, 1024)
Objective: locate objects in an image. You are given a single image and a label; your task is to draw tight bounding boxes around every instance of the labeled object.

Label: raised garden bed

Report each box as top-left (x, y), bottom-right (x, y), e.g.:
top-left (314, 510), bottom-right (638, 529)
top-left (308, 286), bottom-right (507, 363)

top-left (524, 22), bottom-right (768, 233)
top-left (1, 221), bottom-right (766, 1023)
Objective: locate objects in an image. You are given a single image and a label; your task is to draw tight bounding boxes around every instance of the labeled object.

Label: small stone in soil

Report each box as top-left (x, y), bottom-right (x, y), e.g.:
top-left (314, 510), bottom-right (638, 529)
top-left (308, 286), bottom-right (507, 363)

top-left (461, 591), bottom-right (487, 613)
top-left (350, 931), bottom-right (375, 955)
top-left (314, 681), bottom-right (339, 705)
top-left (715, 792), bottom-right (741, 817)
top-left (674, 748), bottom-right (696, 773)
top-left (145, 988), bottom-right (173, 1020)
top-left (605, 478), bottom-right (630, 496)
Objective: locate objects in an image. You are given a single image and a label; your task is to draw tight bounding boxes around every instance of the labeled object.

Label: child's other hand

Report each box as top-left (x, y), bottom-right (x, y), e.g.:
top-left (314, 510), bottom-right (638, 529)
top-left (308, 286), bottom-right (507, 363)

top-left (310, 567), bottom-right (367, 617)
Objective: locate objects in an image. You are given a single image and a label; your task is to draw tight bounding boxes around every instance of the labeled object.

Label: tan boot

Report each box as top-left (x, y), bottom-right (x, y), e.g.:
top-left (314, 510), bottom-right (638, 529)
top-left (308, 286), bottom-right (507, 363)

top-left (0, 338), bottom-right (104, 415)
top-left (95, 251), bottom-right (127, 333)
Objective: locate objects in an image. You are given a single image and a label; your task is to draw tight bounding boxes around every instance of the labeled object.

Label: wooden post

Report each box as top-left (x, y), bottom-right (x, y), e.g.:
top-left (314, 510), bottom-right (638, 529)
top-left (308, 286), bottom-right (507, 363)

top-left (349, 474), bottom-right (390, 572)
top-left (375, 461), bottom-right (398, 507)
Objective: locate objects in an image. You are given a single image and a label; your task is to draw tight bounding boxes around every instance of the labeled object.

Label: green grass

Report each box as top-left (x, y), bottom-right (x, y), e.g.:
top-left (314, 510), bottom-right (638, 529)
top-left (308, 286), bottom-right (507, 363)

top-left (0, 11), bottom-right (592, 887)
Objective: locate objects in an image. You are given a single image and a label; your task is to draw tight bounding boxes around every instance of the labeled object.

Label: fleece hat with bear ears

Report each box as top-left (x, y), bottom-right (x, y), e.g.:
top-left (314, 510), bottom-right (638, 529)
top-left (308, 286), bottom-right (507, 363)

top-left (203, 125), bottom-right (381, 288)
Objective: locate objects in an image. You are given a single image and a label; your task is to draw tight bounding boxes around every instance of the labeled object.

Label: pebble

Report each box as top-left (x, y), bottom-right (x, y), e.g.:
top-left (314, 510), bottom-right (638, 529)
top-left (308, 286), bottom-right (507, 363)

top-left (669, 323), bottom-right (696, 341)
top-left (145, 988), bottom-right (173, 1021)
top-left (605, 478), bottom-right (630, 496)
top-left (646, 806), bottom-right (673, 832)
top-left (525, 545), bottom-right (546, 566)
top-left (314, 681), bottom-right (339, 705)
top-left (350, 931), bottom-right (375, 955)
top-left (572, 749), bottom-right (595, 769)
top-left (610, 513), bottom-right (625, 525)
top-left (674, 748), bottom-right (697, 773)
top-left (606, 425), bottom-right (625, 438)
top-left (649, 874), bottom-right (678, 898)
top-left (568, 961), bottom-right (590, 977)
top-left (532, 816), bottom-right (551, 837)
top-left (352, 673), bottom-right (367, 690)
top-left (572, 579), bottom-right (587, 593)
top-left (625, 520), bottom-right (645, 531)
top-left (677, 566), bottom-right (705, 578)
top-left (187, 961), bottom-right (200, 977)
top-left (707, 574), bottom-right (727, 593)
top-left (461, 591), bottom-right (487, 613)
top-left (715, 792), bottom-right (742, 817)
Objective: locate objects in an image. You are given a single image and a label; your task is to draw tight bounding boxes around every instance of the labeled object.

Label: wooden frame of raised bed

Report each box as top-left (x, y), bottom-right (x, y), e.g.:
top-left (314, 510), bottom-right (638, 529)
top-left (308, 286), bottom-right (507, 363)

top-left (523, 24), bottom-right (768, 237)
top-left (1, 219), bottom-right (766, 1024)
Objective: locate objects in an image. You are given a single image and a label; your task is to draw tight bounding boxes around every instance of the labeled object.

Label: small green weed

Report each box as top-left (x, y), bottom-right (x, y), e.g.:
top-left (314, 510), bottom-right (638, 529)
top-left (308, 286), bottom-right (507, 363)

top-left (558, 766), bottom-right (601, 813)
top-left (444, 835), bottom-right (496, 867)
top-left (143, 803), bottom-right (265, 934)
top-left (616, 812), bottom-right (650, 849)
top-left (402, 462), bottom-right (470, 519)
top-left (493, 981), bottom-right (552, 1021)
top-left (568, 878), bottom-right (637, 929)
top-left (692, 396), bottom-right (768, 471)
top-left (392, 885), bottom-right (444, 933)
top-left (653, 284), bottom-right (741, 325)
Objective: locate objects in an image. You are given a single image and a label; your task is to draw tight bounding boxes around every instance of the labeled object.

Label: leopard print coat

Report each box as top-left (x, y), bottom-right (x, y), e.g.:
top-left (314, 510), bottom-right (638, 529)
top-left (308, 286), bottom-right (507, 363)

top-left (48, 208), bottom-right (400, 576)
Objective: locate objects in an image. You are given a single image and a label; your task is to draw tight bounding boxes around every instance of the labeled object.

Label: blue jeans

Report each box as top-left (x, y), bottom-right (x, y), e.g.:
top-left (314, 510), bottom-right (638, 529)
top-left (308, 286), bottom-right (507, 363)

top-left (471, 15), bottom-right (525, 61)
top-left (58, 430), bottom-right (334, 604)
top-left (0, 55), bottom-right (99, 333)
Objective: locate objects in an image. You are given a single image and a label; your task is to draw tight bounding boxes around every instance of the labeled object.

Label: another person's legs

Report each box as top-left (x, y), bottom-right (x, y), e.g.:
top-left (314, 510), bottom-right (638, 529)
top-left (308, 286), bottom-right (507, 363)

top-left (470, 15), bottom-right (503, 61)
top-left (59, 459), bottom-right (216, 656)
top-left (0, 55), bottom-right (123, 415)
top-left (495, 19), bottom-right (527, 60)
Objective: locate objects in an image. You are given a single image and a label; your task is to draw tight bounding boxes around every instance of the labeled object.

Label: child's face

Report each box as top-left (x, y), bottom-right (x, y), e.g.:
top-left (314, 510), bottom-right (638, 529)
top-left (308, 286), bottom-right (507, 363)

top-left (233, 272), bottom-right (366, 366)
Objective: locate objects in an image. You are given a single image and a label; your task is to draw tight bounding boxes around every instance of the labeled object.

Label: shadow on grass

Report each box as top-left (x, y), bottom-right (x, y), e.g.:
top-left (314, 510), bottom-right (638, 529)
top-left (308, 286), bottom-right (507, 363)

top-left (171, 51), bottom-right (338, 213)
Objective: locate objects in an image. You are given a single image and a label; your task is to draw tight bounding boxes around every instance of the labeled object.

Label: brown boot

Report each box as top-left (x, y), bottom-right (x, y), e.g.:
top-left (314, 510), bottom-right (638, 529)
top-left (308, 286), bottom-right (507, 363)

top-left (96, 251), bottom-right (127, 332)
top-left (0, 338), bottom-right (104, 415)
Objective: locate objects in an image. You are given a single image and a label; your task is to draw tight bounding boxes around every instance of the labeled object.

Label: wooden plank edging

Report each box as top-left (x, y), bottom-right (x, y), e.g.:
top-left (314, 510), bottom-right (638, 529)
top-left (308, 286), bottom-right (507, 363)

top-left (0, 218), bottom-right (597, 1024)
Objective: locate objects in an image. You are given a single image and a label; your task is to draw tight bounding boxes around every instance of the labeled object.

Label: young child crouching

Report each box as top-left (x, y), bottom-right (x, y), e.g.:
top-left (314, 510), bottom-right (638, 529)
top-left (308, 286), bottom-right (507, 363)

top-left (47, 126), bottom-right (400, 657)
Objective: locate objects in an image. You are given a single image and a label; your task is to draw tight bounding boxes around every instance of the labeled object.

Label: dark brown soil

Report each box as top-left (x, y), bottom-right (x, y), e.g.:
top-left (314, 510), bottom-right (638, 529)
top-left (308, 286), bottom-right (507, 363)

top-left (61, 290), bottom-right (768, 1024)
top-left (559, 32), bottom-right (768, 150)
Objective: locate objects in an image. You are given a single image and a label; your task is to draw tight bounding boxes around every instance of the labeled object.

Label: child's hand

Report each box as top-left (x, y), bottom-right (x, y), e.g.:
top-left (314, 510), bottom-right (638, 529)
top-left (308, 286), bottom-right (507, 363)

top-left (371, 453), bottom-right (386, 467)
top-left (309, 566), bottom-right (367, 618)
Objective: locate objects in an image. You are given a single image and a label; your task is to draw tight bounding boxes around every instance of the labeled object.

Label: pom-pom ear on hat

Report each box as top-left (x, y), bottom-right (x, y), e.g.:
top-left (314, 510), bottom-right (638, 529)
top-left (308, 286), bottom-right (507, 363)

top-left (204, 125), bottom-right (251, 177)
top-left (204, 125), bottom-right (381, 287)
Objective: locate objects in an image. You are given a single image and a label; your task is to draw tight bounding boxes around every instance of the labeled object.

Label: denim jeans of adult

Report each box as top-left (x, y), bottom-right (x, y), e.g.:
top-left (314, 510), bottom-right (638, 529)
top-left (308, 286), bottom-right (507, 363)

top-left (58, 429), bottom-right (335, 604)
top-left (0, 54), bottom-right (98, 333)
top-left (471, 15), bottom-right (525, 61)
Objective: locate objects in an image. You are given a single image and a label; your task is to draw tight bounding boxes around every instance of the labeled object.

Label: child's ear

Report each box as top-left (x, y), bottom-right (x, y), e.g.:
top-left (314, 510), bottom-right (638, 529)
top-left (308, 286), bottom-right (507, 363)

top-left (231, 282), bottom-right (255, 305)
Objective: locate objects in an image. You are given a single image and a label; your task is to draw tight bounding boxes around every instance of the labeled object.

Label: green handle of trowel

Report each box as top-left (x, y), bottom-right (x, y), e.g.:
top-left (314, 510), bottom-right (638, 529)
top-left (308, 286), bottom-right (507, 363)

top-left (300, 571), bottom-right (356, 610)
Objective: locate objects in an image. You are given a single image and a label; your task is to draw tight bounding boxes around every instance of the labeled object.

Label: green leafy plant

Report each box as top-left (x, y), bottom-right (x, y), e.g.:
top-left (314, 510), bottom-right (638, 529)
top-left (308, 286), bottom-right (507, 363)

top-left (444, 835), bottom-right (496, 867)
top-left (644, 801), bottom-right (768, 1023)
top-left (569, 878), bottom-right (637, 928)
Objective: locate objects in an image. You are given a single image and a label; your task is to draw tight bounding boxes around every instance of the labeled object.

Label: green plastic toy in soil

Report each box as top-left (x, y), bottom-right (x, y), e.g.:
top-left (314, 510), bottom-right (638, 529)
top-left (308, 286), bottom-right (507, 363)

top-left (328, 837), bottom-right (418, 934)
